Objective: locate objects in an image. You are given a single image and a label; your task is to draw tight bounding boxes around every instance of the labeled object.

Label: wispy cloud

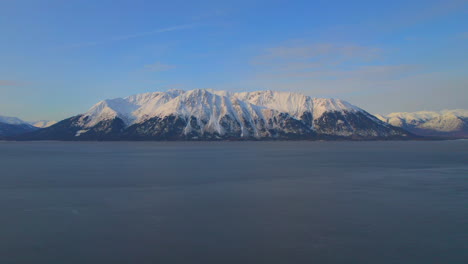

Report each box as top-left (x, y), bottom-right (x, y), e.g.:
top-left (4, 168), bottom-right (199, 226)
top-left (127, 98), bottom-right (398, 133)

top-left (111, 24), bottom-right (196, 41)
top-left (0, 80), bottom-right (21, 86)
top-left (144, 62), bottom-right (176, 72)
top-left (246, 42), bottom-right (422, 99)
top-left (457, 32), bottom-right (468, 39)
top-left (251, 43), bottom-right (382, 69)
top-left (254, 65), bottom-right (418, 81)
top-left (66, 23), bottom-right (198, 48)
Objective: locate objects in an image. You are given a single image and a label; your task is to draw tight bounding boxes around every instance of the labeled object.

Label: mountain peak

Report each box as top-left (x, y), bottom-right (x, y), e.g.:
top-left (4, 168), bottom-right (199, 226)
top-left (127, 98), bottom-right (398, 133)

top-left (0, 115), bottom-right (28, 125)
top-left (29, 120), bottom-right (57, 128)
top-left (0, 115), bottom-right (38, 137)
top-left (80, 89), bottom-right (363, 128)
top-left (16, 89), bottom-right (412, 140)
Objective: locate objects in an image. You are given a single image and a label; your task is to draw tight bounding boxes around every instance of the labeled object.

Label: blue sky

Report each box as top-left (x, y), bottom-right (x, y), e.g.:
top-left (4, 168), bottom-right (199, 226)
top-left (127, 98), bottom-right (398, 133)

top-left (1, 0), bottom-right (467, 121)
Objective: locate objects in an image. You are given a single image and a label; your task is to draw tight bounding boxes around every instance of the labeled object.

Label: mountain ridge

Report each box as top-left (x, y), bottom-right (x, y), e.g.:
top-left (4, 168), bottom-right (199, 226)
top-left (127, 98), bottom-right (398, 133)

top-left (29, 120), bottom-right (57, 128)
top-left (0, 115), bottom-right (38, 137)
top-left (376, 109), bottom-right (467, 138)
top-left (14, 89), bottom-right (412, 141)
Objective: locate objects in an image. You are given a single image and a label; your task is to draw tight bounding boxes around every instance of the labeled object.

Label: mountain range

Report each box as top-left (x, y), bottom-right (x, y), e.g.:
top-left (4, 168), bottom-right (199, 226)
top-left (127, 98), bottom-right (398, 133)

top-left (375, 109), bottom-right (468, 138)
top-left (0, 116), bottom-right (57, 138)
top-left (0, 115), bottom-right (37, 137)
top-left (10, 89), bottom-right (411, 141)
top-left (3, 89), bottom-right (465, 141)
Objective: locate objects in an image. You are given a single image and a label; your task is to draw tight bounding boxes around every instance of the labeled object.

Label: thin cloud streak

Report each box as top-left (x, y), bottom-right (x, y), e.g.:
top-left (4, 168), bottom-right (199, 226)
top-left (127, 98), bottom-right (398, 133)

top-left (111, 24), bottom-right (197, 41)
top-left (254, 65), bottom-right (419, 81)
top-left (0, 80), bottom-right (22, 86)
top-left (245, 41), bottom-right (426, 106)
top-left (251, 43), bottom-right (383, 68)
top-left (457, 32), bottom-right (468, 39)
top-left (65, 23), bottom-right (198, 48)
top-left (144, 62), bottom-right (176, 72)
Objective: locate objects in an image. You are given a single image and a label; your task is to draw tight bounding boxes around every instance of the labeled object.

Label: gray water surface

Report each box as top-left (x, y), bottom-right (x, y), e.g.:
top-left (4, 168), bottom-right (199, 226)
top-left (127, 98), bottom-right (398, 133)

top-left (0, 141), bottom-right (467, 263)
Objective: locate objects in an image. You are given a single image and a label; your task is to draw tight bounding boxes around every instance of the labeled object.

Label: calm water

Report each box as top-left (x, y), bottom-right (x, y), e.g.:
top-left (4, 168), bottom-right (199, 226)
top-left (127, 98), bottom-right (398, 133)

top-left (0, 141), bottom-right (467, 264)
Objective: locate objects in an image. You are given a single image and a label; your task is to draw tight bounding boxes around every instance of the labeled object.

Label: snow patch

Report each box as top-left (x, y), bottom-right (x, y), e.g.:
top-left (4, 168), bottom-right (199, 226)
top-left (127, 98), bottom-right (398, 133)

top-left (75, 130), bottom-right (89, 137)
top-left (78, 89), bottom-right (367, 136)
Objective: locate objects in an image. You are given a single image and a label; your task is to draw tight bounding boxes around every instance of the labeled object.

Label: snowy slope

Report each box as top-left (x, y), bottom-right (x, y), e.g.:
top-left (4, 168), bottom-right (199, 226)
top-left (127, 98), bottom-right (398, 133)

top-left (377, 109), bottom-right (468, 138)
top-left (79, 89), bottom-right (363, 128)
top-left (18, 89), bottom-right (411, 140)
top-left (0, 115), bottom-right (56, 128)
top-left (0, 115), bottom-right (38, 137)
top-left (234, 90), bottom-right (360, 120)
top-left (78, 90), bottom-right (185, 127)
top-left (30, 120), bottom-right (57, 128)
top-left (0, 115), bottom-right (28, 125)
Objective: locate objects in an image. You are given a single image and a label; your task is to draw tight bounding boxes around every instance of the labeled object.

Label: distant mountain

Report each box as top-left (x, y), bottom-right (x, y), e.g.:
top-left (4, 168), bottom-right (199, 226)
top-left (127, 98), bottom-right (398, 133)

top-left (0, 115), bottom-right (26, 125)
top-left (17, 89), bottom-right (411, 141)
top-left (29, 120), bottom-right (57, 128)
top-left (0, 115), bottom-right (38, 137)
top-left (375, 109), bottom-right (468, 138)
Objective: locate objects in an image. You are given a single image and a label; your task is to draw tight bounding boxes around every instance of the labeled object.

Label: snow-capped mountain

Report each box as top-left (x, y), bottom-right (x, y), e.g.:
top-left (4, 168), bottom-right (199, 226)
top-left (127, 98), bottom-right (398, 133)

top-left (0, 115), bottom-right (27, 125)
top-left (17, 89), bottom-right (411, 140)
top-left (29, 120), bottom-right (57, 128)
top-left (0, 115), bottom-right (38, 137)
top-left (376, 109), bottom-right (468, 138)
